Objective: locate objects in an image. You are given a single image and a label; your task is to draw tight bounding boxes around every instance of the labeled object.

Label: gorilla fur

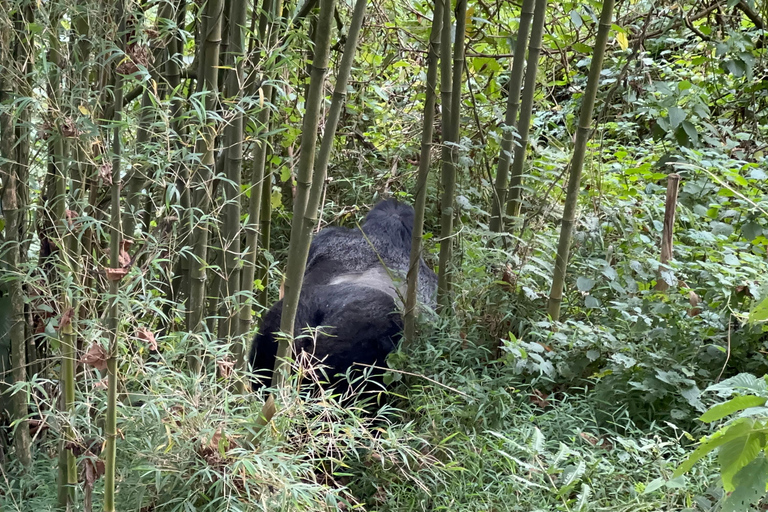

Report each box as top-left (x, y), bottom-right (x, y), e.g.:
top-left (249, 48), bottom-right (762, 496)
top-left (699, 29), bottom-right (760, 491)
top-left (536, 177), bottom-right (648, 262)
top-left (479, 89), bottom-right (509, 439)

top-left (249, 199), bottom-right (437, 392)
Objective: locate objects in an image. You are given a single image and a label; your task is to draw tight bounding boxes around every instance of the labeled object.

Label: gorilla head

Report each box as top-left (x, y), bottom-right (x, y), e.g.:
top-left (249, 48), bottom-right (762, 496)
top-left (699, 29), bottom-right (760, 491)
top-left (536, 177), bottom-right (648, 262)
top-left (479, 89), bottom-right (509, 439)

top-left (249, 199), bottom-right (437, 394)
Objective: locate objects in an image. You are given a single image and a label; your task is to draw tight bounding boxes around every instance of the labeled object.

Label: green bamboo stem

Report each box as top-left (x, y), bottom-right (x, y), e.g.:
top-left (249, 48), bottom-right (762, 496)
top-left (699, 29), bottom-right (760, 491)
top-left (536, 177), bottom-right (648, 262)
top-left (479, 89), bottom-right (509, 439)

top-left (222, 0), bottom-right (249, 390)
top-left (505, 0), bottom-right (547, 219)
top-left (239, 0), bottom-right (284, 387)
top-left (271, 0), bottom-right (336, 390)
top-left (403, 0), bottom-right (443, 344)
top-left (488, 0), bottom-right (534, 233)
top-left (547, 0), bottom-right (614, 321)
top-left (187, 0), bottom-right (224, 373)
top-left (436, 0), bottom-right (467, 309)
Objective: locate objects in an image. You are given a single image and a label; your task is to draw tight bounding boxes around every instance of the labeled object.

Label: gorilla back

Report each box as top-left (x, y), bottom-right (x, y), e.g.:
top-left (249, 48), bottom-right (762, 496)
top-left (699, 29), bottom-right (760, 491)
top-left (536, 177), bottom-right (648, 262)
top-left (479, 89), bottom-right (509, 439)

top-left (249, 199), bottom-right (437, 392)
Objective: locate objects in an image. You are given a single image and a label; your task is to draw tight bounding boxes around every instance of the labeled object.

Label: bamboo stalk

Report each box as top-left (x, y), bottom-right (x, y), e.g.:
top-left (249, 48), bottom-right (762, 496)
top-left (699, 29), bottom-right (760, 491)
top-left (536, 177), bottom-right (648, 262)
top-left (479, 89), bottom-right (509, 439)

top-left (436, 0), bottom-right (467, 309)
top-left (271, 0), bottom-right (337, 390)
top-left (221, 0), bottom-right (249, 390)
top-left (104, 1), bottom-right (126, 508)
top-left (546, 0), bottom-right (614, 321)
top-left (187, 0), bottom-right (225, 373)
top-left (0, 28), bottom-right (32, 469)
top-left (43, 4), bottom-right (78, 505)
top-left (488, 0), bottom-right (534, 233)
top-left (239, 0), bottom-right (283, 386)
top-left (404, 0), bottom-right (443, 344)
top-left (655, 174), bottom-right (680, 292)
top-left (505, 0), bottom-right (547, 220)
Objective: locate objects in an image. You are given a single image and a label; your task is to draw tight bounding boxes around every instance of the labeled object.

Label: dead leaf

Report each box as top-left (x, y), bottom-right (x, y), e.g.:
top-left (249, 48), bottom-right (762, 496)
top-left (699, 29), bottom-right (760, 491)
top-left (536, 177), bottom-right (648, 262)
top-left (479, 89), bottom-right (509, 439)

top-left (105, 268), bottom-right (128, 281)
top-left (59, 307), bottom-right (75, 330)
top-left (61, 117), bottom-right (79, 138)
top-left (137, 327), bottom-right (158, 351)
top-left (688, 291), bottom-right (702, 317)
top-left (66, 209), bottom-right (78, 228)
top-left (530, 389), bottom-right (550, 409)
top-left (98, 163), bottom-right (113, 186)
top-left (81, 343), bottom-right (108, 371)
top-left (217, 357), bottom-right (235, 379)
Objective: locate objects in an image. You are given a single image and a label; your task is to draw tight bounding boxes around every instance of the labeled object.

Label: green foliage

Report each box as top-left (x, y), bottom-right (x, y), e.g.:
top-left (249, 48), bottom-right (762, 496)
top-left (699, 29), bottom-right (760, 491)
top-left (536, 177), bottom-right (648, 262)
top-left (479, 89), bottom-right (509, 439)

top-left (674, 374), bottom-right (768, 511)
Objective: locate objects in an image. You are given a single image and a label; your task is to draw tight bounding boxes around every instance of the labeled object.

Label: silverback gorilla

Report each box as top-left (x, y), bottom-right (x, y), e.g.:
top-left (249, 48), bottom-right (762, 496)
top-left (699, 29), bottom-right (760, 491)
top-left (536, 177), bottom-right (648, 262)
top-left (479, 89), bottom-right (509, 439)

top-left (249, 199), bottom-right (438, 393)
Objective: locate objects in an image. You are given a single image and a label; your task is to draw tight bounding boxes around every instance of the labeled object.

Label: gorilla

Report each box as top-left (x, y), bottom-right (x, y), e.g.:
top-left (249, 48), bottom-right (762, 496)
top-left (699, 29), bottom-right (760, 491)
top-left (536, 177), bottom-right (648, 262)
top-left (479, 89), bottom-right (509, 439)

top-left (249, 199), bottom-right (437, 394)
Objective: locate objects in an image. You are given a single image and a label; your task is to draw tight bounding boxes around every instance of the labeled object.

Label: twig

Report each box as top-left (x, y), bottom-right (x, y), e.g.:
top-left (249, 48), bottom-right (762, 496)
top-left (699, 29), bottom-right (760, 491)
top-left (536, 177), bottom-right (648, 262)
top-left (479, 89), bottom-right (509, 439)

top-left (354, 363), bottom-right (472, 398)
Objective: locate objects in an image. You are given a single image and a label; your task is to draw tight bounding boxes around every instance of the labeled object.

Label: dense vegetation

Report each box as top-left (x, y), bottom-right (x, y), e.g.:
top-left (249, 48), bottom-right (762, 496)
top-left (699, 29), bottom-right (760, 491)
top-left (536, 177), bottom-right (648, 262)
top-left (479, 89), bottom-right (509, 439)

top-left (0, 0), bottom-right (767, 510)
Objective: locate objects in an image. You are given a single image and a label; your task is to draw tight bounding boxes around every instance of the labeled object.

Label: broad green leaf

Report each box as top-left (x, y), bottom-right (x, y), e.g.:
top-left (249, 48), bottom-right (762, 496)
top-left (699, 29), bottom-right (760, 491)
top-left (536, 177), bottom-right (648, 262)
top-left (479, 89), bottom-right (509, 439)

top-left (708, 374), bottom-right (768, 395)
top-left (700, 396), bottom-right (767, 423)
top-left (576, 277), bottom-right (595, 292)
top-left (642, 477), bottom-right (665, 494)
top-left (673, 419), bottom-right (753, 477)
top-left (570, 10), bottom-right (583, 28)
top-left (668, 107), bottom-right (686, 129)
top-left (682, 121), bottom-right (698, 146)
top-left (722, 455), bottom-right (768, 512)
top-left (749, 297), bottom-right (768, 323)
top-left (719, 432), bottom-right (762, 491)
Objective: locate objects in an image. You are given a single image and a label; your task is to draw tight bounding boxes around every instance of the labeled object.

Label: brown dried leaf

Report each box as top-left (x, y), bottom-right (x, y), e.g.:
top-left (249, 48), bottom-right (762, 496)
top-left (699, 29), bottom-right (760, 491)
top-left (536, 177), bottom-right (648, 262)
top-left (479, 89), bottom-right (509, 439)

top-left (118, 249), bottom-right (131, 269)
top-left (137, 327), bottom-right (158, 351)
top-left (689, 290), bottom-right (700, 307)
top-left (81, 343), bottom-right (108, 371)
top-left (65, 209), bottom-right (78, 228)
top-left (530, 389), bottom-right (550, 409)
top-left (99, 163), bottom-right (113, 186)
top-left (217, 357), bottom-right (235, 379)
top-left (59, 307), bottom-right (75, 330)
top-left (61, 117), bottom-right (78, 138)
top-left (579, 432), bottom-right (599, 446)
top-left (105, 268), bottom-right (128, 281)
top-left (501, 263), bottom-right (516, 289)
top-left (28, 418), bottom-right (49, 436)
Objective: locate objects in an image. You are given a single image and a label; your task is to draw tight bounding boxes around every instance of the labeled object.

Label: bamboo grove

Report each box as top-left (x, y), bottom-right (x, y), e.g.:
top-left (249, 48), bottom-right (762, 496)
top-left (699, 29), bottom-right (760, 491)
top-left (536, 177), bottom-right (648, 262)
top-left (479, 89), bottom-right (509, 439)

top-left (6, 0), bottom-right (751, 506)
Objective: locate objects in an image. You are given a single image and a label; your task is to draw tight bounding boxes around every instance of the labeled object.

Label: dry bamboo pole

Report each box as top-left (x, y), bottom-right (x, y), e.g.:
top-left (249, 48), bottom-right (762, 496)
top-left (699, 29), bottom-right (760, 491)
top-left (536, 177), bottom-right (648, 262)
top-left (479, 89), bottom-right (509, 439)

top-left (436, 0), bottom-right (468, 309)
top-left (403, 0), bottom-right (444, 344)
top-left (546, 0), bottom-right (614, 321)
top-left (15, 3), bottom-right (37, 376)
top-left (488, 0), bottom-right (534, 234)
top-left (104, 2), bottom-right (126, 508)
top-left (505, 0), bottom-right (547, 220)
top-left (0, 24), bottom-right (32, 469)
top-left (654, 174), bottom-right (680, 292)
top-left (187, 0), bottom-right (224, 373)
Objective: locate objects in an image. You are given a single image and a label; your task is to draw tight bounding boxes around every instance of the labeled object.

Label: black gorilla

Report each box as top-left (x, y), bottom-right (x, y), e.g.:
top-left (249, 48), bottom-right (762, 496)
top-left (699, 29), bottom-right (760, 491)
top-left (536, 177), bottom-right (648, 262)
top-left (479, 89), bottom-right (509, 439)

top-left (249, 199), bottom-right (437, 392)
